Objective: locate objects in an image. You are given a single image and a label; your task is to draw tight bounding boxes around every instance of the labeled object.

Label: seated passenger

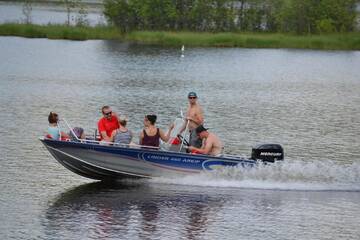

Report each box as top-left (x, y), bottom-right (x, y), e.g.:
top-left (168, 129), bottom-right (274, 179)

top-left (98, 105), bottom-right (120, 142)
top-left (110, 116), bottom-right (133, 145)
top-left (188, 125), bottom-right (223, 156)
top-left (139, 114), bottom-right (174, 148)
top-left (69, 127), bottom-right (86, 141)
top-left (47, 112), bottom-right (69, 140)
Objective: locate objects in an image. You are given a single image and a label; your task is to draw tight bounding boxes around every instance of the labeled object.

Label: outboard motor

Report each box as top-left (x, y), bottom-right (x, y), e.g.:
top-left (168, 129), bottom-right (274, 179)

top-left (251, 144), bottom-right (284, 163)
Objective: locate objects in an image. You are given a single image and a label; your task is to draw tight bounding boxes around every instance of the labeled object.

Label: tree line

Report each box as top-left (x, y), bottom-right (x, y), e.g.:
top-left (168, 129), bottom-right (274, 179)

top-left (21, 0), bottom-right (89, 26)
top-left (103, 0), bottom-right (359, 34)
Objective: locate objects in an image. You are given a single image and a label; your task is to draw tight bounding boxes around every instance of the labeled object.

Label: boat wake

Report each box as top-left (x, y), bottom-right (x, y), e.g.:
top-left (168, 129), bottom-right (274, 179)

top-left (149, 160), bottom-right (360, 191)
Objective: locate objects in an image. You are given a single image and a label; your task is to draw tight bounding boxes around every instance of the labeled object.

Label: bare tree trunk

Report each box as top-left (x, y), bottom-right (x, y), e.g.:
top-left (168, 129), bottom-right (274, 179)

top-left (239, 0), bottom-right (245, 30)
top-left (22, 0), bottom-right (32, 24)
top-left (62, 0), bottom-right (78, 26)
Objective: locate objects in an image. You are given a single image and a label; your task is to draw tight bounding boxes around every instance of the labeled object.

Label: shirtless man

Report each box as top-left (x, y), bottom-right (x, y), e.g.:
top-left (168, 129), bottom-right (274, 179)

top-left (179, 92), bottom-right (204, 148)
top-left (188, 125), bottom-right (223, 156)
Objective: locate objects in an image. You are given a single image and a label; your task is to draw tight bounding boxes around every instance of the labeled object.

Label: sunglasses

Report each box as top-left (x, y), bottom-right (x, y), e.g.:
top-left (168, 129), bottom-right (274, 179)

top-left (103, 111), bottom-right (112, 116)
top-left (188, 97), bottom-right (197, 99)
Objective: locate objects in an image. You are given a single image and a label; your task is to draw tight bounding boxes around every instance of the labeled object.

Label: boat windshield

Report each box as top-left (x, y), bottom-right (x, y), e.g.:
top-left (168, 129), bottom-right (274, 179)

top-left (160, 118), bottom-right (189, 152)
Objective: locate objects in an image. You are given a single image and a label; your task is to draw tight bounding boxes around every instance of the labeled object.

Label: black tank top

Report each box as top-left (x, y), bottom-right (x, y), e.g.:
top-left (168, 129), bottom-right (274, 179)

top-left (142, 128), bottom-right (160, 147)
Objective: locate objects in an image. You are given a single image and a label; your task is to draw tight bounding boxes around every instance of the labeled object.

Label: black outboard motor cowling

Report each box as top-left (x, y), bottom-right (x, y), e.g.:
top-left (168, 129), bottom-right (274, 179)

top-left (251, 144), bottom-right (284, 163)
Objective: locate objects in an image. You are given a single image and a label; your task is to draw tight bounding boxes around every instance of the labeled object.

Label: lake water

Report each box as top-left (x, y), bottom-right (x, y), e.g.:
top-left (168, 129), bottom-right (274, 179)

top-left (0, 36), bottom-right (360, 239)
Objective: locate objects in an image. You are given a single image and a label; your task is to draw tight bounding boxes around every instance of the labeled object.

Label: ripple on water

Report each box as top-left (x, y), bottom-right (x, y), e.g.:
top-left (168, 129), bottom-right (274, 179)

top-left (0, 38), bottom-right (360, 240)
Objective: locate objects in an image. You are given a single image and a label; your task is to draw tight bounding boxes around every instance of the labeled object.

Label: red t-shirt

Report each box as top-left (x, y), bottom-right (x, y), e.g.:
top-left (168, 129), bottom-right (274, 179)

top-left (98, 115), bottom-right (120, 140)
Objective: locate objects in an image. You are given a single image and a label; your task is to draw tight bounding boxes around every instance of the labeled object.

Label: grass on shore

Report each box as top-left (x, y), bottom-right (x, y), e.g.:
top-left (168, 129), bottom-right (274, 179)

top-left (1, 23), bottom-right (360, 50)
top-left (127, 31), bottom-right (360, 50)
top-left (0, 23), bottom-right (122, 40)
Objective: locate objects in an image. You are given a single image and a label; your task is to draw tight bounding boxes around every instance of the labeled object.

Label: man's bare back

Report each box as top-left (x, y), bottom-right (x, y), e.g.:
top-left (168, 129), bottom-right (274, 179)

top-left (203, 133), bottom-right (223, 156)
top-left (188, 125), bottom-right (223, 156)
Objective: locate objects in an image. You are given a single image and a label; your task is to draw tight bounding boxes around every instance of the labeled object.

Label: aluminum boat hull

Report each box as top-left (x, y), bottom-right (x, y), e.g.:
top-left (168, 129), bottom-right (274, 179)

top-left (40, 138), bottom-right (256, 181)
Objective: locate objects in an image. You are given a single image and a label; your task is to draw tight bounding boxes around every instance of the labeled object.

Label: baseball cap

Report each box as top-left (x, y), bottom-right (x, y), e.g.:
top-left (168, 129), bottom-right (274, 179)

top-left (188, 92), bottom-right (197, 98)
top-left (195, 125), bottom-right (208, 134)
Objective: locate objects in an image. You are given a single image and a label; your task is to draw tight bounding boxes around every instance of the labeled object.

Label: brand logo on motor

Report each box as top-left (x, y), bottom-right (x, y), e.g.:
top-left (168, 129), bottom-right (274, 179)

top-left (260, 152), bottom-right (282, 156)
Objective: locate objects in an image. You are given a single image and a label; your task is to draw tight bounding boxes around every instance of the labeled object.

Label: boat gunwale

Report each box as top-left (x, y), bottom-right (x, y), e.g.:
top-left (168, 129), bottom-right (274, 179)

top-left (39, 136), bottom-right (256, 164)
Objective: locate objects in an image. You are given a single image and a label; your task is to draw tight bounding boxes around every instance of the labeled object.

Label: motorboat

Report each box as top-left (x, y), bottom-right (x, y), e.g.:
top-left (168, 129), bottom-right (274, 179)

top-left (40, 118), bottom-right (284, 181)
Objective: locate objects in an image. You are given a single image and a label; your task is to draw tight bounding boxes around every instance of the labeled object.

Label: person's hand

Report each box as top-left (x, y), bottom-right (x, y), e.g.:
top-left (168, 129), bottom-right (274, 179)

top-left (188, 146), bottom-right (194, 151)
top-left (111, 129), bottom-right (117, 137)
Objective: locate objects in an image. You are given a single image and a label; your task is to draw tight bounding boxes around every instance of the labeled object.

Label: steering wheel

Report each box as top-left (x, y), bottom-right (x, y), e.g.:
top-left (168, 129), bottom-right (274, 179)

top-left (177, 134), bottom-right (190, 146)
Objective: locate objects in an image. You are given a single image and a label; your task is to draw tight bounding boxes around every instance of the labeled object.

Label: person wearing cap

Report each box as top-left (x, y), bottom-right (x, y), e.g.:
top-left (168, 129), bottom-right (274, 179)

top-left (188, 125), bottom-right (223, 156)
top-left (98, 105), bottom-right (120, 142)
top-left (179, 91), bottom-right (204, 148)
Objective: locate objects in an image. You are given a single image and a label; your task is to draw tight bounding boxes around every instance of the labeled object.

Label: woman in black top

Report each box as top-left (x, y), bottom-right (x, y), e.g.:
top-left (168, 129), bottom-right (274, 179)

top-left (139, 115), bottom-right (174, 147)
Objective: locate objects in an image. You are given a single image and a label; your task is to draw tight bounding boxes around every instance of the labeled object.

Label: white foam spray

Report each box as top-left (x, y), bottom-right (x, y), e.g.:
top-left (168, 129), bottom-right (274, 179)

top-left (149, 160), bottom-right (360, 191)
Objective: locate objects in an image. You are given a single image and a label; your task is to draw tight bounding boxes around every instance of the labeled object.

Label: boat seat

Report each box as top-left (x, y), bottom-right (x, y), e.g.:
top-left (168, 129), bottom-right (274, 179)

top-left (45, 134), bottom-right (52, 139)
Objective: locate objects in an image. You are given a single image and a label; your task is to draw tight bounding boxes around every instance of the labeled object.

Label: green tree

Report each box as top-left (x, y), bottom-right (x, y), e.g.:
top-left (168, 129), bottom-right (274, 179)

top-left (102, 0), bottom-right (359, 33)
top-left (317, 0), bottom-right (357, 32)
top-left (173, 0), bottom-right (194, 30)
top-left (104, 0), bottom-right (133, 32)
top-left (241, 0), bottom-right (265, 31)
top-left (139, 0), bottom-right (177, 30)
top-left (213, 0), bottom-right (236, 31)
top-left (262, 0), bottom-right (284, 32)
top-left (189, 0), bottom-right (214, 31)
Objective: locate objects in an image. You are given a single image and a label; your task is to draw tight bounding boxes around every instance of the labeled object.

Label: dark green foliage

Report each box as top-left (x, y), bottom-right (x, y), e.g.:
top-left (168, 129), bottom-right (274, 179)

top-left (103, 0), bottom-right (359, 34)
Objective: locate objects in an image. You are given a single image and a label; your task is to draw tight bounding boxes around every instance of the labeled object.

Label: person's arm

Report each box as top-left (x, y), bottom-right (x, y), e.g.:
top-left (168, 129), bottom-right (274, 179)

top-left (139, 130), bottom-right (144, 145)
top-left (109, 130), bottom-right (117, 142)
top-left (80, 132), bottom-right (86, 139)
top-left (189, 138), bottom-right (212, 154)
top-left (98, 120), bottom-right (111, 141)
top-left (178, 108), bottom-right (188, 134)
top-left (60, 132), bottom-right (70, 139)
top-left (179, 108), bottom-right (191, 134)
top-left (178, 120), bottom-right (188, 134)
top-left (160, 124), bottom-right (175, 142)
top-left (126, 131), bottom-right (138, 146)
top-left (130, 130), bottom-right (134, 142)
top-left (100, 132), bottom-right (110, 141)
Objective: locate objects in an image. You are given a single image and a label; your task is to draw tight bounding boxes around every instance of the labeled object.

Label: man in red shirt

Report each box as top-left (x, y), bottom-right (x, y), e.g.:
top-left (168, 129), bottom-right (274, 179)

top-left (98, 106), bottom-right (120, 141)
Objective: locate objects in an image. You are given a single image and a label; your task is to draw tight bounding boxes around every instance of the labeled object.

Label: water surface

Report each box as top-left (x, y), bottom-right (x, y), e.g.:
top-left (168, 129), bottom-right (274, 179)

top-left (0, 37), bottom-right (359, 239)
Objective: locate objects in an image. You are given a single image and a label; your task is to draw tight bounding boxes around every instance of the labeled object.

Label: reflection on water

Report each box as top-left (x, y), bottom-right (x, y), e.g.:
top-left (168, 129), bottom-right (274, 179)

top-left (0, 37), bottom-right (360, 239)
top-left (44, 181), bottom-right (360, 240)
top-left (45, 182), bottom-right (225, 239)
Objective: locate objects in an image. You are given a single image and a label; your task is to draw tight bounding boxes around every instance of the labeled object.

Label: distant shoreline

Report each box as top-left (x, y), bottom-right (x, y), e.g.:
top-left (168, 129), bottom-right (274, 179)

top-left (0, 23), bottom-right (359, 50)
